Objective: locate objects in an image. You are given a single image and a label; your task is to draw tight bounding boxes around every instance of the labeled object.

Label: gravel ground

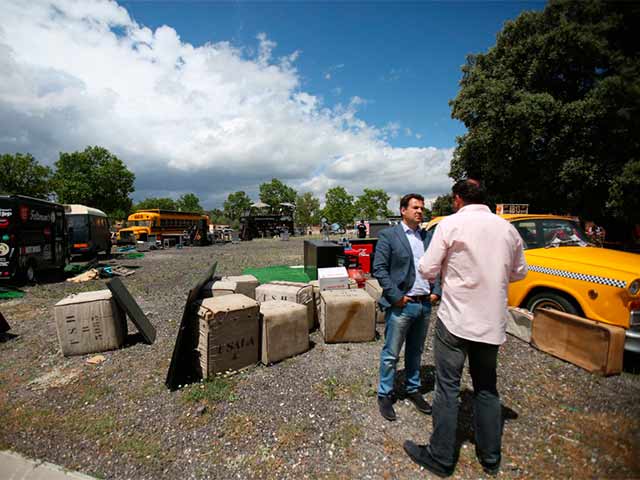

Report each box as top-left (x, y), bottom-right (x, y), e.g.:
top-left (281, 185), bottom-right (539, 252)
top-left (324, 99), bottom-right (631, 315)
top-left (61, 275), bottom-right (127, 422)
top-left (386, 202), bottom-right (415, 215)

top-left (1, 237), bottom-right (639, 479)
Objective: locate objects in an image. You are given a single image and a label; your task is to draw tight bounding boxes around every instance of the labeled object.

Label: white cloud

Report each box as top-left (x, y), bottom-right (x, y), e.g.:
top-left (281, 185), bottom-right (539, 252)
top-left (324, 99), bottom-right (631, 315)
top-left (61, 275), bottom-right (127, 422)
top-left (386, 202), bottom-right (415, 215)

top-left (0, 0), bottom-right (453, 208)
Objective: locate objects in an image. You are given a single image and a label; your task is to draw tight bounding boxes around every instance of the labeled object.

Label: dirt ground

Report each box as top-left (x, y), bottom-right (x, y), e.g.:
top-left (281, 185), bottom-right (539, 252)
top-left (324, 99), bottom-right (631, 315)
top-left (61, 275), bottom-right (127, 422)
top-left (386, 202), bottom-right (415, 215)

top-left (1, 237), bottom-right (639, 479)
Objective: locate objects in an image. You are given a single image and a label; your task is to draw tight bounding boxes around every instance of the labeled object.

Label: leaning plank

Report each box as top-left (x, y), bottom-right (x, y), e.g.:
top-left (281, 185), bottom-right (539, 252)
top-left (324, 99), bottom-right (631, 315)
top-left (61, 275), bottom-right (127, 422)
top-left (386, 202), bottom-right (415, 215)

top-left (107, 277), bottom-right (156, 344)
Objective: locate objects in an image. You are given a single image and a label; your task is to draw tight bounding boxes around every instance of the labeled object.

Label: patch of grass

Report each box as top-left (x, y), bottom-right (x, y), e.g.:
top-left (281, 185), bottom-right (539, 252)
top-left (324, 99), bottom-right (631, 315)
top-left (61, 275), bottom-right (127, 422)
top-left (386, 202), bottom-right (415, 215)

top-left (223, 414), bottom-right (256, 442)
top-left (113, 433), bottom-right (165, 463)
top-left (276, 418), bottom-right (315, 449)
top-left (182, 377), bottom-right (236, 404)
top-left (320, 376), bottom-right (340, 400)
top-left (331, 422), bottom-right (362, 450)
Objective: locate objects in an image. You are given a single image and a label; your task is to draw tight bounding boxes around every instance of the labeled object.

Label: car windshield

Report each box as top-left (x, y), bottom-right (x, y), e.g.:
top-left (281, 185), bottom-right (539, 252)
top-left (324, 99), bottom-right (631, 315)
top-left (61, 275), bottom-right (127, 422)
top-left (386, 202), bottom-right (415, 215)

top-left (540, 219), bottom-right (589, 248)
top-left (67, 214), bottom-right (89, 242)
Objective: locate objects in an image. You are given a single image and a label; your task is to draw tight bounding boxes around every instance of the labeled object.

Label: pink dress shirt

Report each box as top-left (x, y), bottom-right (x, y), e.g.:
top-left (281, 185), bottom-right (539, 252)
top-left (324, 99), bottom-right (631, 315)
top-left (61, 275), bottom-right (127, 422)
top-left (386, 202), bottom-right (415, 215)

top-left (418, 204), bottom-right (528, 345)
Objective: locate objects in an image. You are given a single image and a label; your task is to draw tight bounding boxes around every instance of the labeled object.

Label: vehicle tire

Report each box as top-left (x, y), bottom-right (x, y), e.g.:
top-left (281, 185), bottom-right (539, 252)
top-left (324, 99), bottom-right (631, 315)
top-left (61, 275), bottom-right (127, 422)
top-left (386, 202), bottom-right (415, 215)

top-left (525, 291), bottom-right (580, 316)
top-left (21, 260), bottom-right (37, 285)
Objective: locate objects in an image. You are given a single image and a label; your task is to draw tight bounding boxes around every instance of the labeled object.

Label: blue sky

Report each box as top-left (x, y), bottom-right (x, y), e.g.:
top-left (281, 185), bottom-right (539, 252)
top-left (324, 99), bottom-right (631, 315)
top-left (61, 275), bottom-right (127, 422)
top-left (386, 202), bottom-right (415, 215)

top-left (0, 0), bottom-right (545, 208)
top-left (122, 1), bottom-right (544, 149)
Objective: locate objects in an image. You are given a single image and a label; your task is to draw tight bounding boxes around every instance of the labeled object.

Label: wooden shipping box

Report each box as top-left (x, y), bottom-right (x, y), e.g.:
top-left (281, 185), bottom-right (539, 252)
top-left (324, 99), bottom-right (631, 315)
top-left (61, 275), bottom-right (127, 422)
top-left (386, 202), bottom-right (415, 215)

top-left (364, 279), bottom-right (386, 325)
top-left (531, 308), bottom-right (625, 376)
top-left (54, 290), bottom-right (127, 356)
top-left (194, 294), bottom-right (260, 377)
top-left (320, 289), bottom-right (375, 343)
top-left (201, 280), bottom-right (237, 298)
top-left (222, 275), bottom-right (259, 299)
top-left (259, 300), bottom-right (309, 365)
top-left (256, 282), bottom-right (314, 331)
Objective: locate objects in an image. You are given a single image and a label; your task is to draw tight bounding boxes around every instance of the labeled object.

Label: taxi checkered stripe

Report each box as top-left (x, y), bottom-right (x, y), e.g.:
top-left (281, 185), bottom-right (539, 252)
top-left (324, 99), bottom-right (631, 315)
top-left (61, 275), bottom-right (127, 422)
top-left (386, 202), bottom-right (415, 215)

top-left (528, 265), bottom-right (627, 289)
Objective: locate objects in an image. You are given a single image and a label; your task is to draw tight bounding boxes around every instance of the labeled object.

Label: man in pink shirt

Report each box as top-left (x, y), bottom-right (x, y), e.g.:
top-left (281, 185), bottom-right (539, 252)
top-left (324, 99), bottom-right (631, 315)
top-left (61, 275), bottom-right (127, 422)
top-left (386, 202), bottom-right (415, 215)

top-left (403, 179), bottom-right (527, 477)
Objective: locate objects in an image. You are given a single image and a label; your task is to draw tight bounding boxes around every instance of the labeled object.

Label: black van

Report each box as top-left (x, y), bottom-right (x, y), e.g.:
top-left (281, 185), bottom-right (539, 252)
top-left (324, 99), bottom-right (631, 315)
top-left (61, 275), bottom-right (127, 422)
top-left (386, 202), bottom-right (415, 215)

top-left (0, 195), bottom-right (69, 282)
top-left (64, 204), bottom-right (111, 257)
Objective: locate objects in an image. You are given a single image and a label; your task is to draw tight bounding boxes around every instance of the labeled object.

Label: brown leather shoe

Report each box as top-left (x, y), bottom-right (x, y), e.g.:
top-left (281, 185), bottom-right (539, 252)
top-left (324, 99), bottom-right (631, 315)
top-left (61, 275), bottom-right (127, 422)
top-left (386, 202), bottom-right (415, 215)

top-left (406, 392), bottom-right (432, 414)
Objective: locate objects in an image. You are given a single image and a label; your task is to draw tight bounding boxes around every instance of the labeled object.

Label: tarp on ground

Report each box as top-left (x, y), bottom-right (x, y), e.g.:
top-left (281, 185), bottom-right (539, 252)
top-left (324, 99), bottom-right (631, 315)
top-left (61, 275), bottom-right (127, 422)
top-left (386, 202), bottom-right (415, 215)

top-left (242, 265), bottom-right (310, 284)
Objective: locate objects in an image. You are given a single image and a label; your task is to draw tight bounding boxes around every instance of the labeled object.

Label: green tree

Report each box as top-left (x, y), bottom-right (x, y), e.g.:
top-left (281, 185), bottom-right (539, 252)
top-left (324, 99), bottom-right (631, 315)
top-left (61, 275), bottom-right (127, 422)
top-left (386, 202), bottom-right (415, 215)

top-left (322, 186), bottom-right (355, 228)
top-left (52, 146), bottom-right (135, 218)
top-left (176, 193), bottom-right (204, 213)
top-left (449, 0), bottom-right (640, 223)
top-left (259, 178), bottom-right (297, 209)
top-left (295, 192), bottom-right (321, 228)
top-left (223, 191), bottom-right (252, 221)
top-left (0, 153), bottom-right (52, 198)
top-left (209, 208), bottom-right (231, 224)
top-left (354, 188), bottom-right (392, 220)
top-left (431, 194), bottom-right (454, 216)
top-left (134, 197), bottom-right (177, 211)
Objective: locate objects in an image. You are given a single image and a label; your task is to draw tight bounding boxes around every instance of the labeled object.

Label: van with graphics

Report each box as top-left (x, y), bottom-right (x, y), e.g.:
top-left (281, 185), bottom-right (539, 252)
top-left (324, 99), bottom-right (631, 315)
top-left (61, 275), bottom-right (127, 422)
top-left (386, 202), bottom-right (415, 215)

top-left (0, 195), bottom-right (69, 283)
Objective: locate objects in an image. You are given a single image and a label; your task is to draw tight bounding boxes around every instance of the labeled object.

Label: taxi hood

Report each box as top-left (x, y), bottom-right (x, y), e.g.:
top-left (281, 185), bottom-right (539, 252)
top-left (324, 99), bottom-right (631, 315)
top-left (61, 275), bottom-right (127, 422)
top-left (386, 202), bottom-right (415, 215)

top-left (526, 246), bottom-right (640, 278)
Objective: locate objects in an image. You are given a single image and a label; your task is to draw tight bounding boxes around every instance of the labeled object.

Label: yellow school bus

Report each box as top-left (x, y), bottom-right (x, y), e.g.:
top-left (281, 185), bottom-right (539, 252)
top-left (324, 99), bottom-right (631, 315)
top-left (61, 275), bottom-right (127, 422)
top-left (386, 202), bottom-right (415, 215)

top-left (116, 209), bottom-right (210, 245)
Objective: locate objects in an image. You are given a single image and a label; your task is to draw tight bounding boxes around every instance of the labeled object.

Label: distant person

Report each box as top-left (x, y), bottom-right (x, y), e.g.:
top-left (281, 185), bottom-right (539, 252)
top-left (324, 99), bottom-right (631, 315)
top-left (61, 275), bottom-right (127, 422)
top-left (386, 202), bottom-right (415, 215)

top-left (357, 220), bottom-right (368, 238)
top-left (372, 193), bottom-right (441, 422)
top-left (403, 179), bottom-right (527, 477)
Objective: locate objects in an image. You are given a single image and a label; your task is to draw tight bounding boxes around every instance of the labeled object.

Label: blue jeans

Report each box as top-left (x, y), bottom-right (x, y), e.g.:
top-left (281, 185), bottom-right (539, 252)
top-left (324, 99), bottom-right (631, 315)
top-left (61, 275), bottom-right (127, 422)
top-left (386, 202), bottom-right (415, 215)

top-left (378, 300), bottom-right (431, 397)
top-left (429, 318), bottom-right (501, 468)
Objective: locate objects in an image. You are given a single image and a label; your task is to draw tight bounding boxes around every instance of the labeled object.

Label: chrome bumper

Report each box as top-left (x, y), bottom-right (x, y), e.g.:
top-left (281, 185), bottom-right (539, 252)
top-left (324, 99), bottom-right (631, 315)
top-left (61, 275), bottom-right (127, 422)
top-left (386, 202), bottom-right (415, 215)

top-left (626, 310), bottom-right (640, 353)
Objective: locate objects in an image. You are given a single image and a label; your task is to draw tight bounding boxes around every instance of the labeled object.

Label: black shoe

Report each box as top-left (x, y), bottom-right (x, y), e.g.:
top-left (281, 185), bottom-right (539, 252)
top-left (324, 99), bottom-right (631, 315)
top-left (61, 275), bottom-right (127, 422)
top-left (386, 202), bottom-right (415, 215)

top-left (377, 395), bottom-right (396, 421)
top-left (481, 460), bottom-right (500, 476)
top-left (403, 441), bottom-right (454, 478)
top-left (406, 392), bottom-right (432, 415)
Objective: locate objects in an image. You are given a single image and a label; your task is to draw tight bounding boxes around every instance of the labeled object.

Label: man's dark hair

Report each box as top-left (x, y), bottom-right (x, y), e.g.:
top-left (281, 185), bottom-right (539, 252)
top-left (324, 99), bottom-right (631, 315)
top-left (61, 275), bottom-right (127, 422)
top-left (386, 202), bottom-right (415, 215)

top-left (400, 193), bottom-right (424, 211)
top-left (451, 179), bottom-right (486, 205)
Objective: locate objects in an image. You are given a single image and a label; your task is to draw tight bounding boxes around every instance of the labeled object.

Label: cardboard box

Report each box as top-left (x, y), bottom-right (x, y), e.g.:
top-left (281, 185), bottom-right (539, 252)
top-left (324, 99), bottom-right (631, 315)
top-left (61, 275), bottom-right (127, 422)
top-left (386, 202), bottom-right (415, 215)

top-left (223, 275), bottom-right (259, 299)
top-left (257, 282), bottom-right (315, 331)
top-left (318, 267), bottom-right (349, 291)
top-left (531, 308), bottom-right (625, 376)
top-left (54, 290), bottom-right (127, 356)
top-left (201, 280), bottom-right (237, 298)
top-left (320, 289), bottom-right (375, 343)
top-left (260, 300), bottom-right (309, 364)
top-left (194, 294), bottom-right (260, 377)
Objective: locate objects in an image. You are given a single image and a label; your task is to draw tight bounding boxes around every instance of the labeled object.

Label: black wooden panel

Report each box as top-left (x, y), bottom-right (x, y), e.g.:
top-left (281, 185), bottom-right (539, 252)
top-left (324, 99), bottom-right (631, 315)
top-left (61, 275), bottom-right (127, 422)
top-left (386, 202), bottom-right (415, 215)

top-left (165, 261), bottom-right (219, 391)
top-left (0, 311), bottom-right (10, 333)
top-left (107, 277), bottom-right (156, 344)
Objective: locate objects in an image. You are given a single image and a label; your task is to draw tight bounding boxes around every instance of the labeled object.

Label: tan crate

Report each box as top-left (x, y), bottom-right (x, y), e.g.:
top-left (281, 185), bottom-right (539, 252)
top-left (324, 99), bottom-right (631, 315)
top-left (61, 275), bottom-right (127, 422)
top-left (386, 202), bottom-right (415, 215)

top-left (364, 279), bottom-right (386, 324)
top-left (54, 290), bottom-right (127, 356)
top-left (201, 280), bottom-right (237, 298)
top-left (532, 308), bottom-right (625, 376)
top-left (256, 282), bottom-right (314, 331)
top-left (222, 275), bottom-right (259, 299)
top-left (260, 300), bottom-right (309, 364)
top-left (320, 289), bottom-right (375, 343)
top-left (194, 294), bottom-right (260, 377)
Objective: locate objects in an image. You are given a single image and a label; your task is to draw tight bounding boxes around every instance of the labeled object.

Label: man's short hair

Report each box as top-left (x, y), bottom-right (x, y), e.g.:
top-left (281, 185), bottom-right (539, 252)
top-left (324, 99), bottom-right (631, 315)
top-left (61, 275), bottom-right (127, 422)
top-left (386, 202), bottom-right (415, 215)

top-left (451, 179), bottom-right (487, 205)
top-left (400, 193), bottom-right (424, 211)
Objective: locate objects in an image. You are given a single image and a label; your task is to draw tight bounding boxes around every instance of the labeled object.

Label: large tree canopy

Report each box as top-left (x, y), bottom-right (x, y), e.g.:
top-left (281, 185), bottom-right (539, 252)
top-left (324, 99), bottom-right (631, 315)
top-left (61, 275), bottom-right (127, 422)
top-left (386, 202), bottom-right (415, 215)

top-left (176, 193), bottom-right (204, 213)
top-left (295, 192), bottom-right (321, 227)
top-left (223, 191), bottom-right (252, 221)
top-left (259, 178), bottom-right (297, 208)
top-left (354, 188), bottom-right (392, 220)
top-left (450, 0), bottom-right (640, 222)
top-left (0, 153), bottom-right (52, 199)
top-left (134, 197), bottom-right (177, 211)
top-left (322, 186), bottom-right (355, 228)
top-left (53, 146), bottom-right (135, 219)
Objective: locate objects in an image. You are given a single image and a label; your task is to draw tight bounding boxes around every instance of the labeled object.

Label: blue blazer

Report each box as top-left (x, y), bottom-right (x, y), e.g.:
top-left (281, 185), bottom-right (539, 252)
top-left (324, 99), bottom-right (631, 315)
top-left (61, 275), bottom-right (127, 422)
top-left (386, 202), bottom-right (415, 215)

top-left (372, 223), bottom-right (442, 310)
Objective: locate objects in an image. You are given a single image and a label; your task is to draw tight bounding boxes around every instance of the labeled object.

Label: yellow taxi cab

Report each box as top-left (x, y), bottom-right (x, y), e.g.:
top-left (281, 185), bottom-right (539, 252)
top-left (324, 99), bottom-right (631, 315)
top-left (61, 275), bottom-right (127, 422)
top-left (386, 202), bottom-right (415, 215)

top-left (425, 214), bottom-right (640, 353)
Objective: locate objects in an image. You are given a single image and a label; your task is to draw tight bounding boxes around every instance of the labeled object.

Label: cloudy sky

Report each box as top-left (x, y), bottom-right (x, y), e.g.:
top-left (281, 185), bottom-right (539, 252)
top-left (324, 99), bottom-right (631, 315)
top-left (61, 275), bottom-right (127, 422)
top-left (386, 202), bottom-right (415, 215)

top-left (0, 0), bottom-right (542, 209)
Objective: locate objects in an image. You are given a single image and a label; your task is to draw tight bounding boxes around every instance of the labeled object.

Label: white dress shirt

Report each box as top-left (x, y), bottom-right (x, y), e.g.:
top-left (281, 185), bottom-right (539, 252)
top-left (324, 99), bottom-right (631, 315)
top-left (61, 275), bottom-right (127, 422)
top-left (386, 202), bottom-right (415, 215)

top-left (402, 221), bottom-right (431, 297)
top-left (418, 204), bottom-right (527, 344)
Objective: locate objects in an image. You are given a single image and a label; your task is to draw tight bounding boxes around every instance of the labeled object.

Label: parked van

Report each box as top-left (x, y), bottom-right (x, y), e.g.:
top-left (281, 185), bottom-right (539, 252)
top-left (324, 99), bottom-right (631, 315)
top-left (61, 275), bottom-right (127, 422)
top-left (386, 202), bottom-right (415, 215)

top-left (0, 195), bottom-right (68, 282)
top-left (64, 204), bottom-right (111, 257)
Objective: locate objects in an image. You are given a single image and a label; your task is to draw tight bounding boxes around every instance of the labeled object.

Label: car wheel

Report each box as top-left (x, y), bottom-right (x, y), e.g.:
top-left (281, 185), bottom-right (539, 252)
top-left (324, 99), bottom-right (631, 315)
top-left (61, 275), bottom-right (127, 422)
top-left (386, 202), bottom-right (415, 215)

top-left (22, 261), bottom-right (37, 285)
top-left (525, 291), bottom-right (579, 316)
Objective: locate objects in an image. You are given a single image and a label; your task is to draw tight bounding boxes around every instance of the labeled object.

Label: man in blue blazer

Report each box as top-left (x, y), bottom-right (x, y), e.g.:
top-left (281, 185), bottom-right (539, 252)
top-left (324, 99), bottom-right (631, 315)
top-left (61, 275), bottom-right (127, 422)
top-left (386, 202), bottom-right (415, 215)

top-left (373, 193), bottom-right (441, 421)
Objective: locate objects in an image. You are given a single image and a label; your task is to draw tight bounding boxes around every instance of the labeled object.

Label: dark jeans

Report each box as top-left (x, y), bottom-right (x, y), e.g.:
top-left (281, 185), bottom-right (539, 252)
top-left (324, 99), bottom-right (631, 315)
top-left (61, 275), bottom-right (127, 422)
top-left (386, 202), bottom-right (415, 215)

top-left (429, 318), bottom-right (501, 468)
top-left (378, 300), bottom-right (431, 397)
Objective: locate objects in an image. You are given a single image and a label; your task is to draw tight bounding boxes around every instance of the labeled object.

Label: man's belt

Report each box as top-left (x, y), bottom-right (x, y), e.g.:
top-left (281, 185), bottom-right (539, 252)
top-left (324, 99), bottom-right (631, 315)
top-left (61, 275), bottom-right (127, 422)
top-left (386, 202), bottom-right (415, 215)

top-left (408, 294), bottom-right (430, 302)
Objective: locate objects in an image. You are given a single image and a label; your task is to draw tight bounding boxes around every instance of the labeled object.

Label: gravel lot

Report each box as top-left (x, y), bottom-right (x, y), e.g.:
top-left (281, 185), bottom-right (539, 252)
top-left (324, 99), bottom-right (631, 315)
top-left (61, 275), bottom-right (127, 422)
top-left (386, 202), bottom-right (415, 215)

top-left (1, 237), bottom-right (639, 479)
